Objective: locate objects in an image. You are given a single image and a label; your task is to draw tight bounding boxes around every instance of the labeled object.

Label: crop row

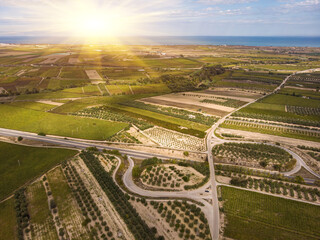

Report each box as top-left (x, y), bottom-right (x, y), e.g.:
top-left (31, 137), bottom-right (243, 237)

top-left (222, 120), bottom-right (320, 139)
top-left (212, 142), bottom-right (292, 169)
top-left (214, 164), bottom-right (305, 184)
top-left (143, 127), bottom-right (206, 151)
top-left (232, 111), bottom-right (320, 127)
top-left (200, 98), bottom-right (246, 108)
top-left (79, 151), bottom-right (162, 240)
top-left (14, 189), bottom-right (30, 240)
top-left (286, 105), bottom-right (320, 116)
top-left (227, 175), bottom-right (320, 202)
top-left (72, 106), bottom-right (153, 130)
top-left (150, 200), bottom-right (211, 240)
top-left (120, 101), bottom-right (218, 126)
top-left (62, 161), bottom-right (113, 240)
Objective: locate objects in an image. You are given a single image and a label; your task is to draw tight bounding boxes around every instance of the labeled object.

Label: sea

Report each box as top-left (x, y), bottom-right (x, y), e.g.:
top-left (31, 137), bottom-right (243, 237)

top-left (0, 36), bottom-right (320, 47)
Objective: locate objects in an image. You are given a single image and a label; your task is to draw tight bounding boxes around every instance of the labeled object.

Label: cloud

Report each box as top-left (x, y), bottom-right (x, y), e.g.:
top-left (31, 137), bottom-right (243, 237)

top-left (198, 0), bottom-right (257, 4)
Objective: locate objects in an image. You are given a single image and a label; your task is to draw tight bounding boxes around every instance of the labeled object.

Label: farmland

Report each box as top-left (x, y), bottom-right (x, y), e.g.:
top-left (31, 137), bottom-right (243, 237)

top-left (1, 44), bottom-right (320, 240)
top-left (0, 104), bottom-right (128, 140)
top-left (212, 142), bottom-right (295, 170)
top-left (0, 141), bottom-right (76, 200)
top-left (220, 186), bottom-right (320, 240)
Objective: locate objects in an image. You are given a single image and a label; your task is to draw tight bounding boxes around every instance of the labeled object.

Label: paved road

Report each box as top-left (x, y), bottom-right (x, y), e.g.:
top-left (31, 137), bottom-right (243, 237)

top-left (0, 128), bottom-right (189, 160)
top-left (122, 156), bottom-right (215, 236)
top-left (1, 69), bottom-right (319, 240)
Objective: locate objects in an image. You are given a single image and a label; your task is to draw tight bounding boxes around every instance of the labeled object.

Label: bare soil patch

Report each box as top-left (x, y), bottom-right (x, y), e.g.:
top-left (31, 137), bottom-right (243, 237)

top-left (85, 70), bottom-right (102, 80)
top-left (142, 97), bottom-right (229, 117)
top-left (68, 58), bottom-right (80, 64)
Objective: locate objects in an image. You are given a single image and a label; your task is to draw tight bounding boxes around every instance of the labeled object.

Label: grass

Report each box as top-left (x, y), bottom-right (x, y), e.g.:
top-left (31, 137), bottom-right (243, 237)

top-left (26, 181), bottom-right (58, 239)
top-left (60, 67), bottom-right (88, 79)
top-left (0, 104), bottom-right (128, 140)
top-left (221, 186), bottom-right (320, 240)
top-left (260, 94), bottom-right (320, 108)
top-left (16, 91), bottom-right (88, 100)
top-left (0, 198), bottom-right (17, 240)
top-left (9, 101), bottom-right (55, 111)
top-left (0, 141), bottom-right (76, 200)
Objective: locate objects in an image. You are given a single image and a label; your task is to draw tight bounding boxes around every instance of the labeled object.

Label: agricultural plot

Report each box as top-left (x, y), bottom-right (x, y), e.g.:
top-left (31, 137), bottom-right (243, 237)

top-left (0, 198), bottom-right (17, 240)
top-left (212, 142), bottom-right (295, 171)
top-left (72, 106), bottom-right (153, 130)
top-left (26, 180), bottom-right (58, 240)
top-left (15, 90), bottom-right (87, 100)
top-left (0, 141), bottom-right (76, 200)
top-left (63, 159), bottom-right (134, 240)
top-left (142, 92), bottom-right (235, 117)
top-left (100, 68), bottom-right (146, 81)
top-left (200, 88), bottom-right (262, 100)
top-left (215, 164), bottom-right (320, 202)
top-left (140, 164), bottom-right (205, 190)
top-left (60, 67), bottom-right (88, 79)
top-left (80, 151), bottom-right (161, 239)
top-left (131, 199), bottom-right (212, 240)
top-left (286, 105), bottom-right (320, 116)
top-left (0, 104), bottom-right (128, 140)
top-left (98, 153), bottom-right (119, 173)
top-left (141, 57), bottom-right (202, 68)
top-left (221, 119), bottom-right (320, 142)
top-left (121, 100), bottom-right (218, 126)
top-left (9, 101), bottom-right (56, 111)
top-left (220, 186), bottom-right (320, 240)
top-left (143, 127), bottom-right (206, 151)
top-left (200, 98), bottom-right (247, 108)
top-left (106, 130), bottom-right (141, 144)
top-left (85, 70), bottom-right (102, 80)
top-left (105, 84), bottom-right (132, 95)
top-left (47, 167), bottom-right (91, 239)
top-left (286, 73), bottom-right (320, 89)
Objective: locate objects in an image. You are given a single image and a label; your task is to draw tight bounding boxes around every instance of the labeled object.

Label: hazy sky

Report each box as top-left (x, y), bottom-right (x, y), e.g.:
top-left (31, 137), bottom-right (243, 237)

top-left (0, 0), bottom-right (319, 36)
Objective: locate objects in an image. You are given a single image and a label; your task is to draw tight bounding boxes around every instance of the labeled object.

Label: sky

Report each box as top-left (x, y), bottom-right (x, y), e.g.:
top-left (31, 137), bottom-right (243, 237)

top-left (0, 0), bottom-right (319, 37)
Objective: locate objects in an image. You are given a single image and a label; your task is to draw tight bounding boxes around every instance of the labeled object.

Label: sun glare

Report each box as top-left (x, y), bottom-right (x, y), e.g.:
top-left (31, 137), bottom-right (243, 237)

top-left (65, 7), bottom-right (130, 39)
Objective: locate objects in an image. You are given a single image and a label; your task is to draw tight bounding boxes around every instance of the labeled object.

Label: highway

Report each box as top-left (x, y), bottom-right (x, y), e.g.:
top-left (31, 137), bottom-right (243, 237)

top-left (1, 68), bottom-right (319, 240)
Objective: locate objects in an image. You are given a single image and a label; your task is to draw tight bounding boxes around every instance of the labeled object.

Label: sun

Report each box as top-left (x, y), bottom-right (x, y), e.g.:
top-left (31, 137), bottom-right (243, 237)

top-left (65, 9), bottom-right (129, 38)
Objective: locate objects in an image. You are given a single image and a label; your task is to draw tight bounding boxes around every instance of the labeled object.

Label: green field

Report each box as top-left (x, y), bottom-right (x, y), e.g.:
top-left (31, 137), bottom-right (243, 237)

top-left (221, 186), bottom-right (320, 240)
top-left (261, 94), bottom-right (320, 108)
top-left (0, 141), bottom-right (76, 200)
top-left (112, 104), bottom-right (208, 137)
top-left (9, 101), bottom-right (55, 111)
top-left (16, 90), bottom-right (89, 100)
top-left (0, 198), bottom-right (17, 240)
top-left (0, 104), bottom-right (128, 140)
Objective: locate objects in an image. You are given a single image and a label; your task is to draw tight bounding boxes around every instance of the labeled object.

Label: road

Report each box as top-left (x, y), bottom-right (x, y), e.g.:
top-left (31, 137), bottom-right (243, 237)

top-left (1, 69), bottom-right (319, 240)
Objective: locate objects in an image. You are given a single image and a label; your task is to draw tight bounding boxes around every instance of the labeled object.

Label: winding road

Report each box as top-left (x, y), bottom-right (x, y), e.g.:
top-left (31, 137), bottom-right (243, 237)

top-left (0, 69), bottom-right (319, 240)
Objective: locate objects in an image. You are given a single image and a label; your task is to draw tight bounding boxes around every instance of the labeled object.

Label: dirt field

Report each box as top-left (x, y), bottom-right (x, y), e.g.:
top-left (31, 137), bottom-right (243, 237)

top-left (68, 58), bottom-right (80, 64)
top-left (216, 127), bottom-right (320, 148)
top-left (37, 100), bottom-right (64, 106)
top-left (200, 88), bottom-right (261, 101)
top-left (0, 51), bottom-right (32, 57)
top-left (127, 127), bottom-right (158, 145)
top-left (40, 56), bottom-right (63, 64)
top-left (142, 97), bottom-right (229, 117)
top-left (85, 70), bottom-right (102, 80)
